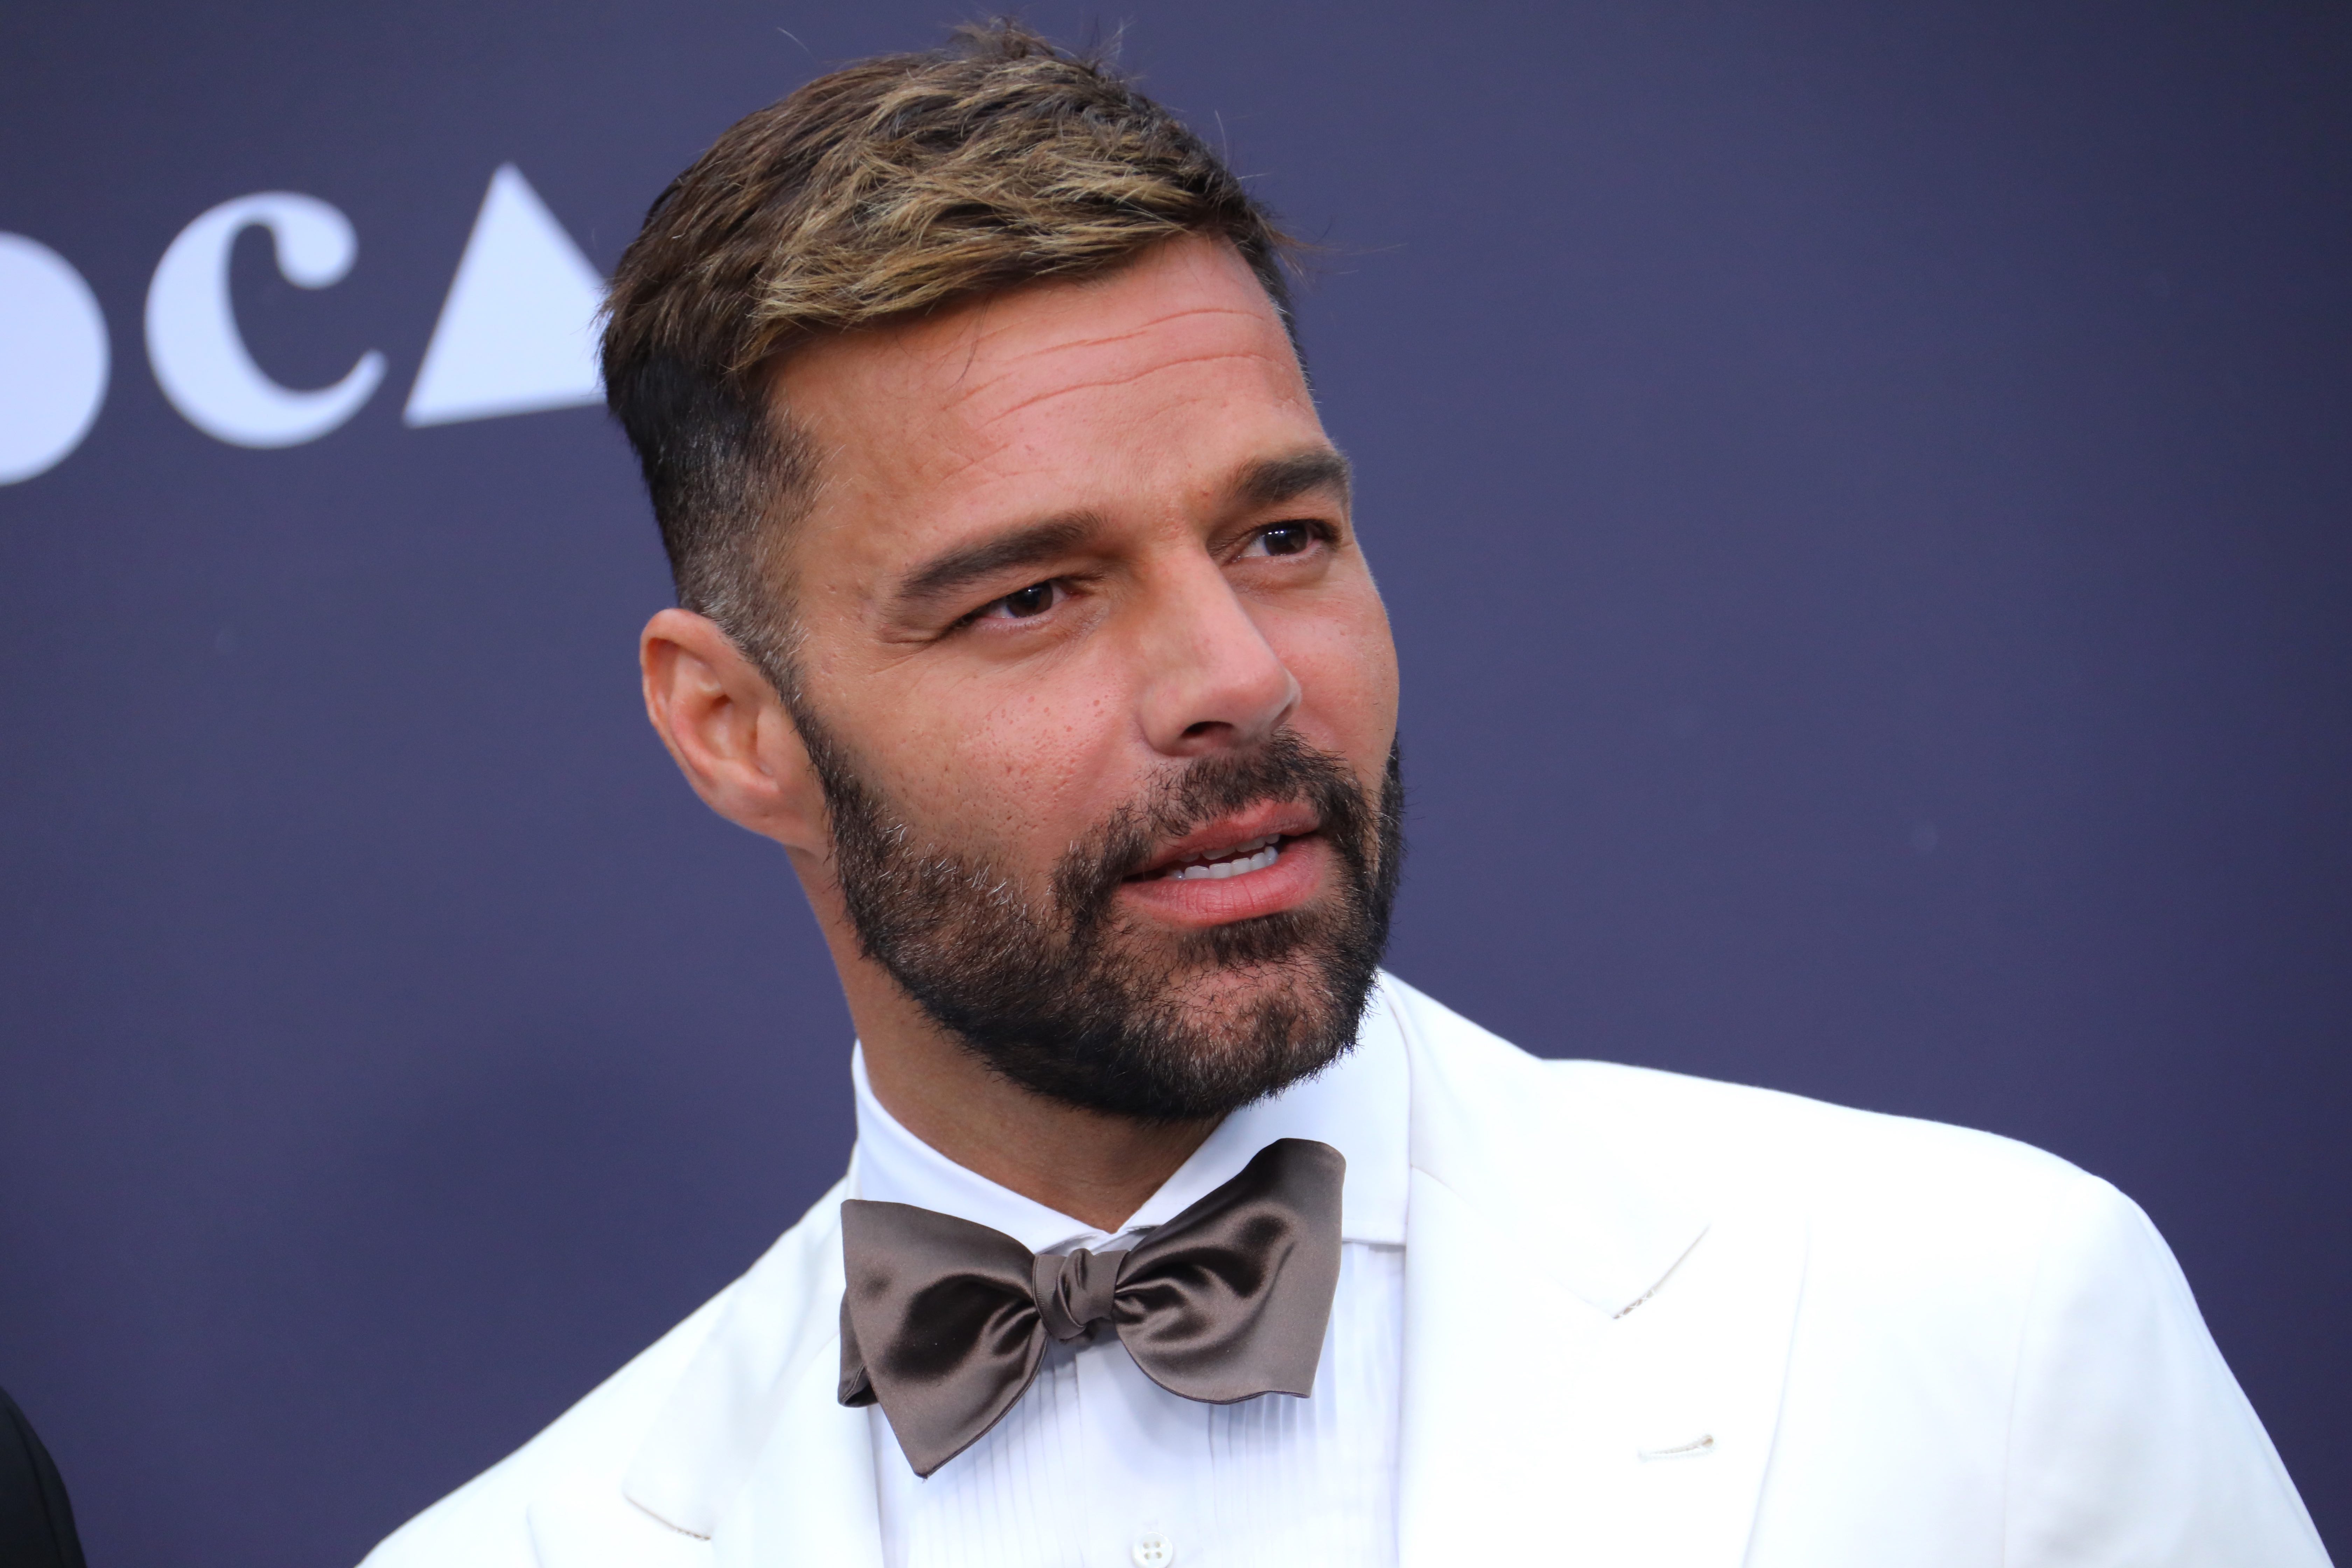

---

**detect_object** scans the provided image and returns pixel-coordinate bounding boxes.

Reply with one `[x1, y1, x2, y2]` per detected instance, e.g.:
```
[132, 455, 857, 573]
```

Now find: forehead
[774, 236, 1323, 569]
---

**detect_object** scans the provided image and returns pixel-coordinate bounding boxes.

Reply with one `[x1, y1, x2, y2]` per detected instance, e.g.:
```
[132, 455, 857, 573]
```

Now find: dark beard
[793, 706, 1405, 1122]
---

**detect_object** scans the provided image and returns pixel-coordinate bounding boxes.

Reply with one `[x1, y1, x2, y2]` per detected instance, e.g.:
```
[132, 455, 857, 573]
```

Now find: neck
[832, 936, 1216, 1232]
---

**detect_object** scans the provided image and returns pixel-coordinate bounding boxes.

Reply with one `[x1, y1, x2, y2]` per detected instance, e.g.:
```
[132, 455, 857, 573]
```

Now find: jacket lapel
[709, 1344, 884, 1568]
[580, 1175, 885, 1568]
[527, 1480, 718, 1568]
[1386, 978, 1806, 1568]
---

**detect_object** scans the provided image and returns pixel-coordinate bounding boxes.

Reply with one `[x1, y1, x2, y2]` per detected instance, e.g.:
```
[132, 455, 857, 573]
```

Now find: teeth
[1167, 839, 1282, 881]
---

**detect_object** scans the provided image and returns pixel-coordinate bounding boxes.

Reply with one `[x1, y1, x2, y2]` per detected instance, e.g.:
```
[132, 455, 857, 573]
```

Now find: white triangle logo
[404, 164, 606, 427]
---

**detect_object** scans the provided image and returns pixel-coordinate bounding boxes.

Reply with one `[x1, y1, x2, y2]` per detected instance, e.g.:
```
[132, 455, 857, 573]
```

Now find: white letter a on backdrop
[405, 164, 604, 426]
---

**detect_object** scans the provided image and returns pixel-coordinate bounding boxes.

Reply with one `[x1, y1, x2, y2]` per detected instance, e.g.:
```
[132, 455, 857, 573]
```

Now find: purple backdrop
[2, 3, 2345, 1563]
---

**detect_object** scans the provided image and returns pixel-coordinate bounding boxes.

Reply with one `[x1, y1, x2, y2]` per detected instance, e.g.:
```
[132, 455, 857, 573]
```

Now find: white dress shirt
[849, 992, 1412, 1568]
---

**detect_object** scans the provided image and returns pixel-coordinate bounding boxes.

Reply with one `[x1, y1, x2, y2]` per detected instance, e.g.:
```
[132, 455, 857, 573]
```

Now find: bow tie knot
[840, 1138, 1346, 1476]
[1032, 1246, 1123, 1343]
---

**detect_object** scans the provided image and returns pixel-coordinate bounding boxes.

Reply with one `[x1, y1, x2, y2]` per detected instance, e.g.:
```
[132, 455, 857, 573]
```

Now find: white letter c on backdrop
[145, 192, 385, 448]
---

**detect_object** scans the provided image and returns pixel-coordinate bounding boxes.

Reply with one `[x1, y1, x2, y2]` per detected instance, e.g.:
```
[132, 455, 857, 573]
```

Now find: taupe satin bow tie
[839, 1138, 1345, 1477]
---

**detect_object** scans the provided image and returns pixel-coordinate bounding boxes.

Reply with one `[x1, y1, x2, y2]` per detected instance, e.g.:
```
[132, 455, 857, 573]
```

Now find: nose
[1134, 559, 1300, 757]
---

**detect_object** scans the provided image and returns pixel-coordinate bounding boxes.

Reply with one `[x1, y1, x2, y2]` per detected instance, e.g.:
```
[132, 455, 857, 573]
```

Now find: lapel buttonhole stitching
[1635, 1434, 1716, 1461]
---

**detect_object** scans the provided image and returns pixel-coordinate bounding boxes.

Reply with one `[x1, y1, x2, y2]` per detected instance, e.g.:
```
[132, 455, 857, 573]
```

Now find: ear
[639, 608, 828, 856]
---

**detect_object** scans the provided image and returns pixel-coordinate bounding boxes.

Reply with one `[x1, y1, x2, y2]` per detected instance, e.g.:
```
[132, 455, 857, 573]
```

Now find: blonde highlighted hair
[601, 21, 1300, 685]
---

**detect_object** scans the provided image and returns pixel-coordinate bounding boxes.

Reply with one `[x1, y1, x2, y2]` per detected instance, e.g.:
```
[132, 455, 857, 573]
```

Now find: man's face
[772, 235, 1402, 1119]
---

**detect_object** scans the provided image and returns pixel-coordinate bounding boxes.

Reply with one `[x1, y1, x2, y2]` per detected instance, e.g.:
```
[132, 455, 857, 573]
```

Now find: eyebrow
[1236, 447, 1352, 511]
[886, 447, 1353, 617]
[892, 513, 1101, 611]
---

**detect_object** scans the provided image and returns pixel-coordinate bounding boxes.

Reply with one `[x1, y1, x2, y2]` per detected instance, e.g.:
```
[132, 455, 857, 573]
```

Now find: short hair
[601, 21, 1301, 688]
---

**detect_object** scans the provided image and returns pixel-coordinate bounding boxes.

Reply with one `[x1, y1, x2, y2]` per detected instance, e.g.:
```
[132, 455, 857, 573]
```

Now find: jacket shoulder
[1566, 1055, 2090, 1213]
[1383, 971, 2105, 1242]
[360, 1175, 850, 1568]
[359, 1288, 734, 1568]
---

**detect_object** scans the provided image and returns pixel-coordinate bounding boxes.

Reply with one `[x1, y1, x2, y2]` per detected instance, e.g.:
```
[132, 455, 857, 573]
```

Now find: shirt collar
[850, 977, 1410, 1254]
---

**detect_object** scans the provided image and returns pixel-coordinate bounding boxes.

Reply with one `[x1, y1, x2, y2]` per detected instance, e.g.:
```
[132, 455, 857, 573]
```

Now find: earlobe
[639, 608, 827, 852]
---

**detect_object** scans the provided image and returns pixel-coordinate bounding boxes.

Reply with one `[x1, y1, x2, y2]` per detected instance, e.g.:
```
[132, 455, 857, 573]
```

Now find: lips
[1158, 834, 1286, 880]
[1129, 803, 1321, 881]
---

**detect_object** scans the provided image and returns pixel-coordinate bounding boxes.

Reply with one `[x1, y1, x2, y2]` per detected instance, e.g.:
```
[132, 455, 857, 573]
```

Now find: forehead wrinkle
[902, 436, 1039, 505]
[960, 300, 1270, 362]
[937, 303, 1283, 413]
[963, 347, 1304, 432]
[906, 367, 1311, 503]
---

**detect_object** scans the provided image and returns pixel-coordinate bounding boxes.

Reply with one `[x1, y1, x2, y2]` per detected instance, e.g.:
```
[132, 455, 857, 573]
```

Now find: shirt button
[1130, 1531, 1175, 1567]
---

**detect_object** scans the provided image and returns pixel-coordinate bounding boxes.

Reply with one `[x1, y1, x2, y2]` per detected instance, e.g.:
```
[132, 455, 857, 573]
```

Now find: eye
[979, 580, 1062, 620]
[1242, 521, 1323, 559]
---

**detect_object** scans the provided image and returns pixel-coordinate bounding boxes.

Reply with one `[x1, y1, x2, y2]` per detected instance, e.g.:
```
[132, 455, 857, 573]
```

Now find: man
[365, 24, 2326, 1568]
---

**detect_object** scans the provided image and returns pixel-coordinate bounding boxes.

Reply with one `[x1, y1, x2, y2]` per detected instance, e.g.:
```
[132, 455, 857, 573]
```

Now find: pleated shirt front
[849, 994, 1411, 1568]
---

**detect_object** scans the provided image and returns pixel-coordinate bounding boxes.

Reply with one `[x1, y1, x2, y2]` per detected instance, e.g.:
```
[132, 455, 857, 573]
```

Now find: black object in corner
[0, 1386, 86, 1568]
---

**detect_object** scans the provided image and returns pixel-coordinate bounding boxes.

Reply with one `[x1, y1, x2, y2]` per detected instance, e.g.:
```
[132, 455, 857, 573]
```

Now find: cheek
[893, 673, 1134, 856]
[1273, 589, 1400, 769]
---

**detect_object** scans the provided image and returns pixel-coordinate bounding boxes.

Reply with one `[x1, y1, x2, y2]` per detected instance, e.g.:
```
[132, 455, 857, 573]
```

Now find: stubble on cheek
[806, 691, 1400, 1120]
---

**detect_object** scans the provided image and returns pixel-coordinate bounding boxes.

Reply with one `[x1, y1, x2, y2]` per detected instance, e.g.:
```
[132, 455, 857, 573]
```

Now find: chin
[1167, 958, 1331, 1029]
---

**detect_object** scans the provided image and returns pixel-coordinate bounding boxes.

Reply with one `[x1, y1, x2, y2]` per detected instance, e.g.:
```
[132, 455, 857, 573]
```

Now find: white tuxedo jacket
[364, 976, 2328, 1567]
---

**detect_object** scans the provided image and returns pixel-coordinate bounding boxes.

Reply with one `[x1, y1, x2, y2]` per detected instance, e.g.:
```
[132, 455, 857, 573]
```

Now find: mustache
[1056, 730, 1371, 916]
